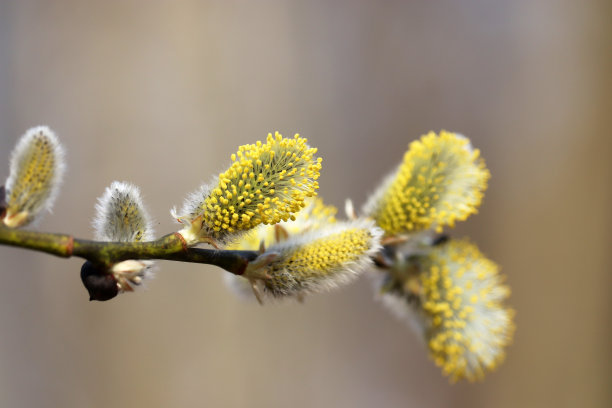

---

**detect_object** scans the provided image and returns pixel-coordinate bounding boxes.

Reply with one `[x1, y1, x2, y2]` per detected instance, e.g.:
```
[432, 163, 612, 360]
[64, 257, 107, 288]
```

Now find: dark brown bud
[80, 261, 119, 301]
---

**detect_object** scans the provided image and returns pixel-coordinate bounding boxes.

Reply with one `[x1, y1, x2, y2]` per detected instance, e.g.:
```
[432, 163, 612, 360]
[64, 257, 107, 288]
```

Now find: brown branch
[0, 226, 258, 275]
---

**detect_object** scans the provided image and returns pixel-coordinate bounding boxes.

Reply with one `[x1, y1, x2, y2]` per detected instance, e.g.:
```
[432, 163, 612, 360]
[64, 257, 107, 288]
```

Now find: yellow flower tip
[173, 132, 322, 246]
[93, 181, 156, 291]
[243, 218, 383, 299]
[363, 130, 490, 236]
[3, 126, 66, 228]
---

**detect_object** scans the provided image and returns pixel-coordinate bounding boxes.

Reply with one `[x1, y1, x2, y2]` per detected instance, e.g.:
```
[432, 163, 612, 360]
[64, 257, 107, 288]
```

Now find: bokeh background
[0, 1, 610, 407]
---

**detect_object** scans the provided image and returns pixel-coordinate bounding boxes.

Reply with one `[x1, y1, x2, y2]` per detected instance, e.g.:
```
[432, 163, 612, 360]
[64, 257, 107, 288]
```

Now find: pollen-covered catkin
[174, 132, 322, 245]
[245, 219, 382, 298]
[364, 131, 489, 235]
[377, 239, 515, 382]
[224, 197, 338, 300]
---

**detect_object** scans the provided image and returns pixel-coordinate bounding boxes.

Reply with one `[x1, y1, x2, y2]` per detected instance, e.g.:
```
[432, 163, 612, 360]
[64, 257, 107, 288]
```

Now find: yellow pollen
[186, 132, 321, 242]
[369, 131, 490, 235]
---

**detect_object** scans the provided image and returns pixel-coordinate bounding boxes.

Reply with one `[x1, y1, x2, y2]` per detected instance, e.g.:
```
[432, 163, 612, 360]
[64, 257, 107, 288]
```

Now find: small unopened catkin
[92, 181, 155, 293]
[3, 126, 65, 228]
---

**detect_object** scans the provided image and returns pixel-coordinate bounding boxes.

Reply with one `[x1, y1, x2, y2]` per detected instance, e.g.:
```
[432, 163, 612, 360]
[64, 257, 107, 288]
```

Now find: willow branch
[0, 225, 258, 275]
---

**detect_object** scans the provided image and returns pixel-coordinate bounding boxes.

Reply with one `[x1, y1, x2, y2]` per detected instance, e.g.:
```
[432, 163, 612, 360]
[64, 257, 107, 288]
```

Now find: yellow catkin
[367, 131, 489, 235]
[3, 127, 65, 228]
[244, 220, 382, 298]
[176, 132, 322, 244]
[419, 239, 515, 382]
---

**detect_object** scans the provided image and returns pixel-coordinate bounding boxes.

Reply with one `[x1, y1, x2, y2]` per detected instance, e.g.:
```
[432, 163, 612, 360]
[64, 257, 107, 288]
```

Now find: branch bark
[0, 225, 258, 275]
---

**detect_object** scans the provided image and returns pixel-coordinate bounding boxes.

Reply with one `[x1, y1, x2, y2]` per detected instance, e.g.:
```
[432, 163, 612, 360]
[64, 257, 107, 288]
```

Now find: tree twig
[0, 225, 258, 275]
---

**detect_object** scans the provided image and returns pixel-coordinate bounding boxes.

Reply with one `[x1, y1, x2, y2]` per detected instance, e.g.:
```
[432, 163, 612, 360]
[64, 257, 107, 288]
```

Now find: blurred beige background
[0, 1, 610, 407]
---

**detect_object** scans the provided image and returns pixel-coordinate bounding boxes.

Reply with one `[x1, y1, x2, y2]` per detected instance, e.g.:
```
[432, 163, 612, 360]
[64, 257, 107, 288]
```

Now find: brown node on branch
[80, 261, 119, 301]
